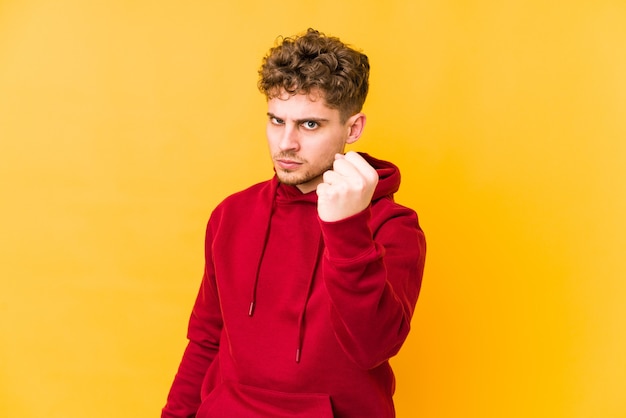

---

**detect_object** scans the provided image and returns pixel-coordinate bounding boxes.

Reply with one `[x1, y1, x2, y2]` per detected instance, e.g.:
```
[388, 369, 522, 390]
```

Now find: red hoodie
[162, 153, 426, 417]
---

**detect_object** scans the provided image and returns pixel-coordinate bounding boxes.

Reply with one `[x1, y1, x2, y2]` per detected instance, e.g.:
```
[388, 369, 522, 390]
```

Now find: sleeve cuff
[319, 207, 376, 262]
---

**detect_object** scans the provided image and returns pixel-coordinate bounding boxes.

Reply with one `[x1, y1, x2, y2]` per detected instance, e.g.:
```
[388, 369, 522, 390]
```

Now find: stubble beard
[273, 152, 334, 188]
[276, 165, 320, 187]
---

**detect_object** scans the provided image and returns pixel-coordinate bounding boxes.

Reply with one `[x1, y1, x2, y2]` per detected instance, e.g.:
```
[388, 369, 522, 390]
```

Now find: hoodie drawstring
[247, 180, 327, 364]
[249, 197, 276, 317]
[295, 231, 323, 363]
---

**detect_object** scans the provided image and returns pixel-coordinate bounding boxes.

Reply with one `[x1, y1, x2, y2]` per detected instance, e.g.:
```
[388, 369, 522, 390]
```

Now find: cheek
[266, 125, 278, 148]
[312, 140, 342, 167]
[322, 132, 347, 155]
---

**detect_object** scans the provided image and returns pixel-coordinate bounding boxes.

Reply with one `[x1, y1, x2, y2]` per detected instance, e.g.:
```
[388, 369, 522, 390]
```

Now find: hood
[362, 153, 401, 201]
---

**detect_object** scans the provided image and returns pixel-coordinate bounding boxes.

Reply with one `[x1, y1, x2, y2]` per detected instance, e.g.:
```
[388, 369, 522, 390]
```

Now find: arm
[320, 205, 425, 369]
[162, 226, 223, 418]
[316, 151, 425, 369]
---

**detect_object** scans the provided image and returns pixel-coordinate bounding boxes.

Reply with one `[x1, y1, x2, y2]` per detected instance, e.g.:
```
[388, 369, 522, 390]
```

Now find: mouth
[275, 158, 303, 171]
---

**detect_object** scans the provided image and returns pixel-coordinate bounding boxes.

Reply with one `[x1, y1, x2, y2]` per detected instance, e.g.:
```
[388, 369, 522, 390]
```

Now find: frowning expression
[266, 89, 364, 193]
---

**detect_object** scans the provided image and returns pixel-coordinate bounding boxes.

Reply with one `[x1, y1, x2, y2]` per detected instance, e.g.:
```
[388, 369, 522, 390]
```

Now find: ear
[345, 113, 366, 145]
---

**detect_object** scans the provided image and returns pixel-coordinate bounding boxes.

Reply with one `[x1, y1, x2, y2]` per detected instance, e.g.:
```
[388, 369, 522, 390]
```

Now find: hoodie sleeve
[162, 223, 223, 418]
[319, 202, 426, 370]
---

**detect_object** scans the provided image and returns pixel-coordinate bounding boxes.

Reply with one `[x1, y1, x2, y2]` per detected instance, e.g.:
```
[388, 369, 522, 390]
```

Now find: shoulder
[218, 178, 276, 208]
[371, 196, 422, 231]
[372, 195, 417, 218]
[208, 177, 277, 224]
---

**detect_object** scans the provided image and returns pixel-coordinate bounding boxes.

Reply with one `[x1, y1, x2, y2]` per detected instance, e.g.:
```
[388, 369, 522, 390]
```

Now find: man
[162, 28, 426, 417]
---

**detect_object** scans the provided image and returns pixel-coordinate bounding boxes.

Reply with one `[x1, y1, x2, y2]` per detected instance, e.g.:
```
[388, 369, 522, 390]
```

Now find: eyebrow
[267, 112, 330, 124]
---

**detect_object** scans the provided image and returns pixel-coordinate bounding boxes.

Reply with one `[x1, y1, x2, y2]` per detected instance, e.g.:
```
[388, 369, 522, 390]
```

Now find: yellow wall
[1, 1, 625, 417]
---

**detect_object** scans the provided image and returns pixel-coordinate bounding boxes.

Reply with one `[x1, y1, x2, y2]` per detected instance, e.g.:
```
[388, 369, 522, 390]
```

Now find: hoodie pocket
[197, 381, 334, 417]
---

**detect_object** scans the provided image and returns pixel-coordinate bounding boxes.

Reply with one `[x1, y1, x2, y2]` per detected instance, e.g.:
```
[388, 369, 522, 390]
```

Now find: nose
[278, 125, 300, 151]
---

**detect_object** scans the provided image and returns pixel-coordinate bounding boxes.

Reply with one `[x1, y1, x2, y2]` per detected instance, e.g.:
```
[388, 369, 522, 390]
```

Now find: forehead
[267, 89, 340, 119]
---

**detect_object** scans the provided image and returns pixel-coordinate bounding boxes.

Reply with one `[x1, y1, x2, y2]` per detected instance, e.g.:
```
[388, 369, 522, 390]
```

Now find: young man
[162, 28, 426, 417]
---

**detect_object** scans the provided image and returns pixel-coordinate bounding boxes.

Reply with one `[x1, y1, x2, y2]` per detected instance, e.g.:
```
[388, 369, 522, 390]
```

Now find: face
[266, 89, 364, 193]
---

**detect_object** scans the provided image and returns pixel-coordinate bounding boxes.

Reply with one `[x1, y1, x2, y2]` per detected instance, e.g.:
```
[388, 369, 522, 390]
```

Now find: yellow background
[1, 0, 625, 417]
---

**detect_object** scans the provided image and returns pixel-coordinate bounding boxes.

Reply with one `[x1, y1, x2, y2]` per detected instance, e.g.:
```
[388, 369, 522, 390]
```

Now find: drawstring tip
[295, 348, 301, 363]
[248, 301, 255, 317]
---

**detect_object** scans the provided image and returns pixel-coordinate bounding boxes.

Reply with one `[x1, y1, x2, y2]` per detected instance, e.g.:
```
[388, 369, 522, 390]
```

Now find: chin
[278, 177, 304, 187]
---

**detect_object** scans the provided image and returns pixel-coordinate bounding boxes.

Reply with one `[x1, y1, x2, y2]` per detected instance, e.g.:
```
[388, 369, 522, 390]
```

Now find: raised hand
[316, 151, 379, 222]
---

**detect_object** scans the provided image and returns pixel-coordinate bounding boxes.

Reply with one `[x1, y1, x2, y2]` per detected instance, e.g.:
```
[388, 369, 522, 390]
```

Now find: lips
[276, 159, 303, 170]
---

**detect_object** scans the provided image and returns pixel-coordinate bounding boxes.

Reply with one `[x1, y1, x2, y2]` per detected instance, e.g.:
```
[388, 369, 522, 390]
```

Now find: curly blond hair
[258, 28, 370, 121]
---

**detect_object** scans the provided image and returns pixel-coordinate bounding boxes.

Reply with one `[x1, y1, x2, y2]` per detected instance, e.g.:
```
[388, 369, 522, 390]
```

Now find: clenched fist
[316, 151, 379, 222]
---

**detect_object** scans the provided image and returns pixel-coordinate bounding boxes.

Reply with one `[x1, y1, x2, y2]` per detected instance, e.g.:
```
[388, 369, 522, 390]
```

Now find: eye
[302, 120, 319, 130]
[270, 116, 284, 125]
